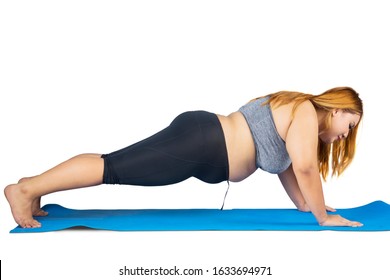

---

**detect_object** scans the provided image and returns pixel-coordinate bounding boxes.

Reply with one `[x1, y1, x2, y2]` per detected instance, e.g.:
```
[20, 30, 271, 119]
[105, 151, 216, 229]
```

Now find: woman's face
[319, 109, 361, 144]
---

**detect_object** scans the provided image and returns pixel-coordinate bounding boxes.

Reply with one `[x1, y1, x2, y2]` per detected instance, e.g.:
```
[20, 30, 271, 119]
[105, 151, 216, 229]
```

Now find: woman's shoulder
[289, 100, 318, 131]
[294, 100, 316, 113]
[272, 100, 317, 141]
[272, 99, 316, 122]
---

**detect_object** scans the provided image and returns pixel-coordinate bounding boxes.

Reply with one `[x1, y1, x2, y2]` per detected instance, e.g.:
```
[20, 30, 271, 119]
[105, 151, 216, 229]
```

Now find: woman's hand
[320, 214, 363, 227]
[298, 204, 361, 227]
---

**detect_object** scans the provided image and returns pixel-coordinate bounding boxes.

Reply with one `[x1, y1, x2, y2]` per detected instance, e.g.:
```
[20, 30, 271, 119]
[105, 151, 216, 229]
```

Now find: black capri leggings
[101, 111, 229, 186]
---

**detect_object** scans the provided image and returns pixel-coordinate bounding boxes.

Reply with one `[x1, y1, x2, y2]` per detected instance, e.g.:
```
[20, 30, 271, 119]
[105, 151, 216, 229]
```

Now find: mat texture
[10, 200, 390, 233]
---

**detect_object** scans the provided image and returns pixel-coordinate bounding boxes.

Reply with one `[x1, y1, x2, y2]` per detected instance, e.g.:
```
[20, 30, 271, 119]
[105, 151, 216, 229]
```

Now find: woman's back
[217, 98, 302, 182]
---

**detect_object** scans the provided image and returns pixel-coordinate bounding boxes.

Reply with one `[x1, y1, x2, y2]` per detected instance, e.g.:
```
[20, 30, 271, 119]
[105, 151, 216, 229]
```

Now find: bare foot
[18, 177, 48, 217]
[32, 197, 48, 216]
[4, 183, 42, 228]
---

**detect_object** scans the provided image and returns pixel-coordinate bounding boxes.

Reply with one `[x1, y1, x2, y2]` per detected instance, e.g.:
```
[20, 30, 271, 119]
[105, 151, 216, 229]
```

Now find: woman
[5, 86, 363, 228]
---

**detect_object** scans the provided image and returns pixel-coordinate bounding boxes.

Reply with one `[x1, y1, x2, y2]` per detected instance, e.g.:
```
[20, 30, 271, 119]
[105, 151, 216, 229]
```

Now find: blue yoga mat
[10, 200, 390, 233]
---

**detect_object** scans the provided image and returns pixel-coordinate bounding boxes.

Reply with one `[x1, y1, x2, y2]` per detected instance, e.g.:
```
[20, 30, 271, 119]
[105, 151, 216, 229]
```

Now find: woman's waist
[217, 112, 257, 181]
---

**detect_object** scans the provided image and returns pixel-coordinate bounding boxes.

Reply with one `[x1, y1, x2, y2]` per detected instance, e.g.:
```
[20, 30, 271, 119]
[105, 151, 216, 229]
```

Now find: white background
[1, 0, 389, 279]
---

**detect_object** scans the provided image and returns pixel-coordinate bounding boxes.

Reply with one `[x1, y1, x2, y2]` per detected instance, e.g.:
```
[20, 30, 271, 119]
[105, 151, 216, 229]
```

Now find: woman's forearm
[278, 165, 307, 211]
[293, 167, 328, 224]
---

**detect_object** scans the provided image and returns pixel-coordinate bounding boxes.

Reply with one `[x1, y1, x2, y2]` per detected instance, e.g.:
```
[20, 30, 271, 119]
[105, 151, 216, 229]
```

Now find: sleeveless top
[239, 96, 291, 174]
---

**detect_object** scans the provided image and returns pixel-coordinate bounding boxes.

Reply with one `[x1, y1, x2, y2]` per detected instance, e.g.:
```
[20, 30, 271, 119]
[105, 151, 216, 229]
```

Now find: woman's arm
[278, 165, 336, 212]
[278, 165, 308, 211]
[284, 101, 361, 227]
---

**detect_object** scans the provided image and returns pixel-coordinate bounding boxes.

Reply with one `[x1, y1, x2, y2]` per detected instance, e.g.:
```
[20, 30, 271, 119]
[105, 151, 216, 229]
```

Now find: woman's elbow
[292, 163, 318, 176]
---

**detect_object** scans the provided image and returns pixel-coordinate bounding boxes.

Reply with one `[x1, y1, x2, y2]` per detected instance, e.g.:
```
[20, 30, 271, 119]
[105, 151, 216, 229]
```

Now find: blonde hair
[253, 87, 363, 180]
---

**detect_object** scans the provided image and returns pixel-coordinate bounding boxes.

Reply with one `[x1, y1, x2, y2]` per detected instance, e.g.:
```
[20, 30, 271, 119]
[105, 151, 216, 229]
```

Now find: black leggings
[101, 111, 229, 186]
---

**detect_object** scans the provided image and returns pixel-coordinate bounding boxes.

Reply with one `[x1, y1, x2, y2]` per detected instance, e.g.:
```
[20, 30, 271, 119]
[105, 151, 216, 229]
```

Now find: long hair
[253, 87, 363, 180]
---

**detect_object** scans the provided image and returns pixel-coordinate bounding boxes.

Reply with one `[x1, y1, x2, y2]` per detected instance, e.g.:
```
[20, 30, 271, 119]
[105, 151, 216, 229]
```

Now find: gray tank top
[239, 96, 291, 174]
